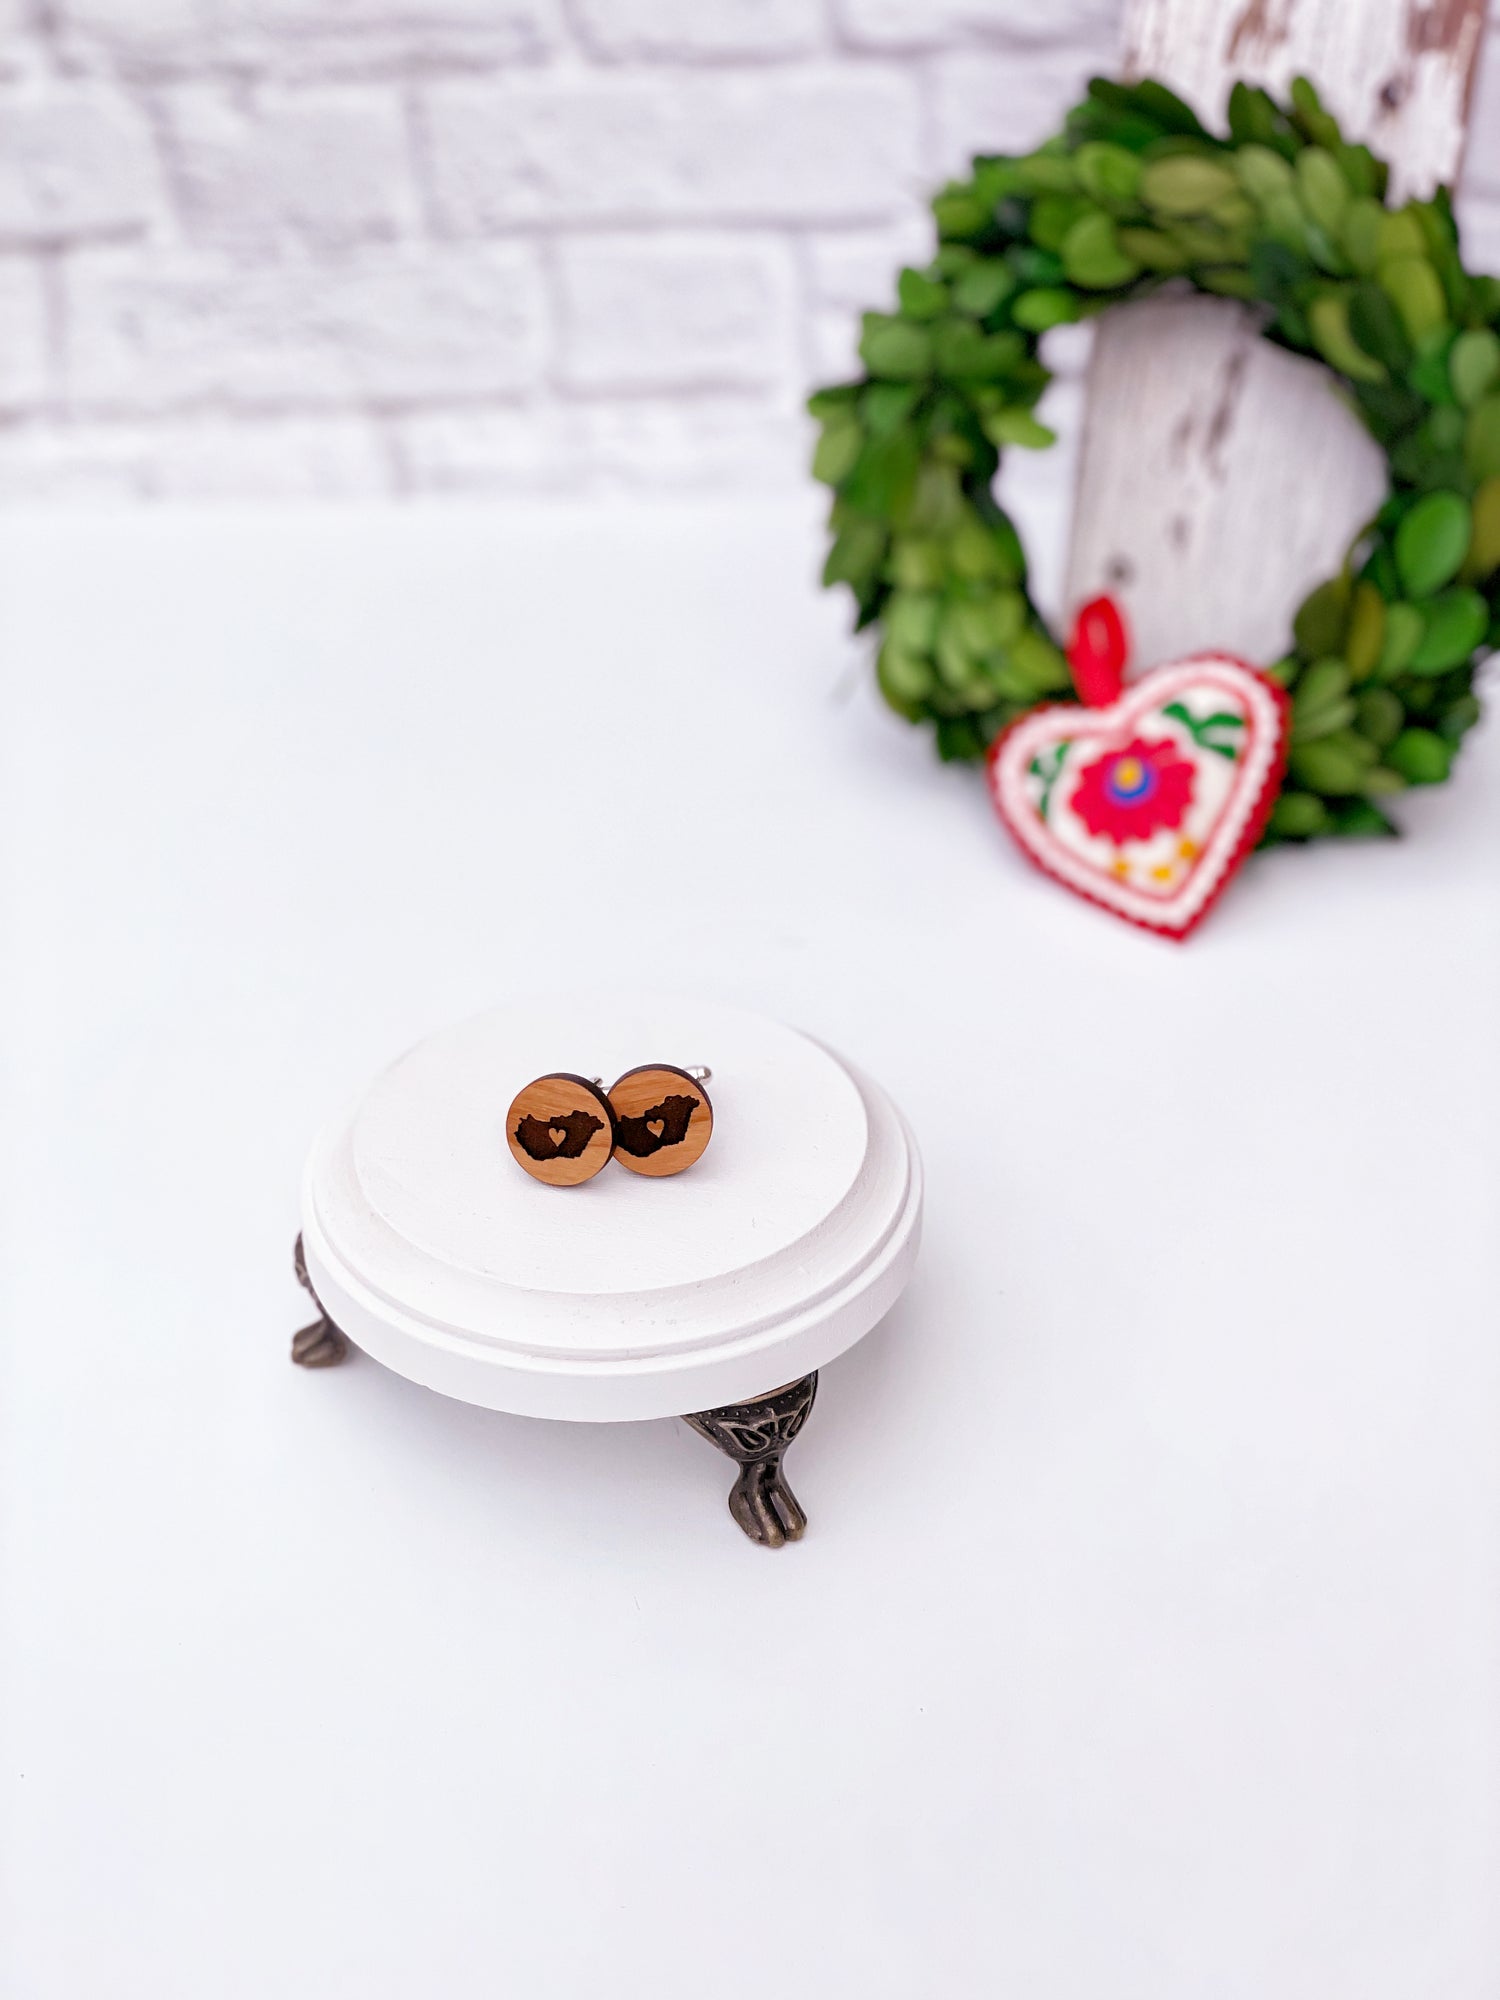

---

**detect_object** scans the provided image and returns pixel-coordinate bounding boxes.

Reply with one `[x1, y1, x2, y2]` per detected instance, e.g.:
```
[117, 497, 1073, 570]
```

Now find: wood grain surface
[608, 1064, 714, 1177]
[505, 1072, 617, 1186]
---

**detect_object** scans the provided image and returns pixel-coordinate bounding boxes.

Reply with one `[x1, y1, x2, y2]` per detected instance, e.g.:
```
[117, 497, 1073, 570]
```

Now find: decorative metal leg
[682, 1374, 818, 1548]
[291, 1232, 350, 1369]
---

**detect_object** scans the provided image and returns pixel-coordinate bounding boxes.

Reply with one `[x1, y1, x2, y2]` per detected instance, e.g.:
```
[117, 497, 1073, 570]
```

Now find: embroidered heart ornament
[987, 652, 1289, 939]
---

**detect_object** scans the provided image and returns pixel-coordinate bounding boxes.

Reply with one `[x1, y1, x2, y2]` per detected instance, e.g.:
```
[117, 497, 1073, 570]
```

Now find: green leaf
[959, 588, 1026, 651]
[861, 380, 921, 437]
[812, 417, 861, 485]
[1073, 141, 1143, 205]
[1061, 210, 1140, 289]
[1289, 74, 1339, 145]
[1295, 146, 1349, 235]
[807, 384, 858, 420]
[823, 520, 886, 591]
[1377, 209, 1427, 261]
[1394, 489, 1471, 596]
[934, 605, 985, 691]
[1289, 737, 1372, 794]
[1030, 192, 1091, 252]
[1291, 656, 1355, 741]
[1406, 586, 1488, 672]
[1374, 601, 1424, 679]
[1359, 767, 1406, 796]
[983, 408, 1056, 450]
[1386, 727, 1452, 784]
[877, 640, 933, 714]
[1353, 686, 1403, 748]
[1308, 292, 1385, 382]
[1007, 629, 1071, 694]
[946, 513, 1022, 583]
[1011, 288, 1081, 331]
[1234, 142, 1294, 205]
[859, 317, 932, 380]
[1293, 574, 1350, 657]
[1347, 281, 1411, 372]
[1013, 151, 1078, 194]
[906, 458, 965, 535]
[1460, 475, 1500, 581]
[1335, 142, 1384, 202]
[841, 430, 920, 516]
[951, 261, 1015, 317]
[1407, 326, 1458, 407]
[1129, 78, 1209, 136]
[889, 537, 946, 590]
[1268, 790, 1329, 838]
[1327, 798, 1398, 837]
[932, 189, 989, 241]
[1139, 154, 1240, 216]
[1344, 579, 1386, 681]
[1464, 394, 1500, 481]
[1198, 266, 1259, 300]
[1008, 244, 1065, 287]
[1450, 326, 1500, 407]
[934, 716, 987, 761]
[885, 589, 940, 653]
[896, 268, 948, 320]
[931, 320, 1024, 380]
[1340, 197, 1384, 275]
[1115, 226, 1190, 272]
[1260, 190, 1311, 255]
[1294, 656, 1350, 710]
[1227, 81, 1291, 152]
[1377, 253, 1448, 343]
[1293, 695, 1357, 743]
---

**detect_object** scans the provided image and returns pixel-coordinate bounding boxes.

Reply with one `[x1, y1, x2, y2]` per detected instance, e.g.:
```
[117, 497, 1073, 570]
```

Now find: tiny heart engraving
[549, 1125, 569, 1148]
[987, 651, 1289, 940]
[646, 1118, 665, 1139]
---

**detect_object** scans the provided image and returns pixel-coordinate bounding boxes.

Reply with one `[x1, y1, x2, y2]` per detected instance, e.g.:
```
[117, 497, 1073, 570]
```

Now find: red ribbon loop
[1067, 594, 1130, 707]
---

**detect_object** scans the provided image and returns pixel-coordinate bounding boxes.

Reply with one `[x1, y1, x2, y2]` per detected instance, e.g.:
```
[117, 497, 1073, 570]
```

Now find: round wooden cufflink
[506, 1072, 617, 1187]
[607, 1064, 713, 1178]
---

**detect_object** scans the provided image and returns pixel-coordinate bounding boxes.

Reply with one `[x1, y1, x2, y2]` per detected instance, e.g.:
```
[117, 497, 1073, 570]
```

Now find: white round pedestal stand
[295, 997, 922, 1546]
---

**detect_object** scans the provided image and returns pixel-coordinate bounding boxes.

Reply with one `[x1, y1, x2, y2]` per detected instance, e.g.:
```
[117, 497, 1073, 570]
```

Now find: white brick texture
[571, 0, 820, 62]
[556, 234, 796, 391]
[0, 84, 164, 240]
[836, 0, 1118, 50]
[161, 87, 419, 249]
[64, 245, 546, 407]
[420, 70, 922, 229]
[0, 256, 51, 409]
[54, 0, 561, 75]
[4, 0, 1500, 500]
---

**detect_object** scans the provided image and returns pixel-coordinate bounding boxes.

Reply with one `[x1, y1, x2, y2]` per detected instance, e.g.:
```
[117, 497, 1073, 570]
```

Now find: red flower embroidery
[1071, 735, 1196, 845]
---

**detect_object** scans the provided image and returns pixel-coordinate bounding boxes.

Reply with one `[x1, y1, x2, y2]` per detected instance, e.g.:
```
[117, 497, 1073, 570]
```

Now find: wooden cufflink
[506, 1072, 617, 1186]
[506, 1064, 713, 1185]
[607, 1064, 713, 1178]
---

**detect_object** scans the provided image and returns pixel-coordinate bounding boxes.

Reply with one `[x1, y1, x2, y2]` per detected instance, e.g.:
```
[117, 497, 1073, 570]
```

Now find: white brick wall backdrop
[2, 0, 1500, 501]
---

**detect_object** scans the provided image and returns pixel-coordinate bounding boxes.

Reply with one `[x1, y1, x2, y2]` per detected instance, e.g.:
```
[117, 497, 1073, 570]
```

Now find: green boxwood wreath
[809, 74, 1497, 844]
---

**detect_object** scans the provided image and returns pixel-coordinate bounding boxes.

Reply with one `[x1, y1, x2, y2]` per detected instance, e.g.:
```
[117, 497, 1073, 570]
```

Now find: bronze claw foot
[292, 1233, 350, 1369]
[682, 1373, 818, 1548]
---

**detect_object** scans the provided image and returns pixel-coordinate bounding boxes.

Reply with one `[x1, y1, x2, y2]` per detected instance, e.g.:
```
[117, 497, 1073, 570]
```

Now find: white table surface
[2, 495, 1498, 2000]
